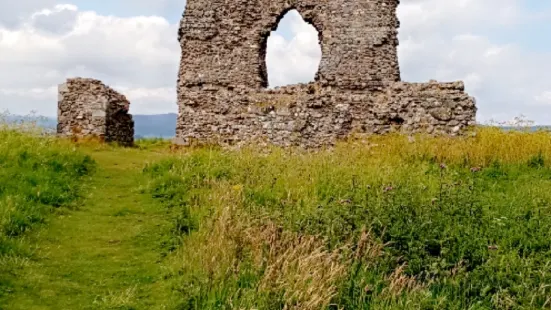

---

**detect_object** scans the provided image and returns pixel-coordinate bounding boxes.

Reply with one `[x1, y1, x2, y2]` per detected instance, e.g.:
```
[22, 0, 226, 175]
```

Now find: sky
[1, 1, 551, 124]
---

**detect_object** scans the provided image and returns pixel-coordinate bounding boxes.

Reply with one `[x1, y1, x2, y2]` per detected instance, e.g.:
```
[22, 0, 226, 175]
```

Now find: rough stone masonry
[57, 78, 134, 146]
[175, 0, 478, 148]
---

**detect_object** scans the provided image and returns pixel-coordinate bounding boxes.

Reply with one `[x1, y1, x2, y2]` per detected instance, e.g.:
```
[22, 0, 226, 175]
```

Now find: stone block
[56, 77, 134, 146]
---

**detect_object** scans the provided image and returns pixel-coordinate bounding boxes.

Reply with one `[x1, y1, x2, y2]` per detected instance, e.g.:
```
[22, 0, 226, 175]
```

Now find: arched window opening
[265, 10, 321, 88]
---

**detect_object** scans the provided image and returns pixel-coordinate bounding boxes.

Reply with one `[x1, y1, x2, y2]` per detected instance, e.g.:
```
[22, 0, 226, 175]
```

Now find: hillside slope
[3, 127, 551, 309]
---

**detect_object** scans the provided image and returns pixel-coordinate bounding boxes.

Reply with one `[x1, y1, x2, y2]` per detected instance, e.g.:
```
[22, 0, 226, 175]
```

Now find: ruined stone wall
[175, 0, 477, 148]
[175, 81, 476, 148]
[57, 78, 134, 146]
[178, 0, 400, 91]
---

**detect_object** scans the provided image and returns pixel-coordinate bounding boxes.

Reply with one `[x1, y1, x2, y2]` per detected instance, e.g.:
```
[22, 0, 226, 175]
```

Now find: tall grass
[0, 117, 95, 254]
[145, 127, 551, 309]
[0, 116, 95, 297]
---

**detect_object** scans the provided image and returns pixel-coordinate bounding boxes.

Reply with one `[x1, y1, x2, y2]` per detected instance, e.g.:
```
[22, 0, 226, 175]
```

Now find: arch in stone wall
[177, 0, 401, 92]
[260, 8, 323, 88]
[174, 0, 476, 148]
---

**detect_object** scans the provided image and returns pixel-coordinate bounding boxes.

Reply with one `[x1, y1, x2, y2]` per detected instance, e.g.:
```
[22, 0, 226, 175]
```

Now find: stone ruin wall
[57, 78, 134, 146]
[175, 0, 477, 148]
[178, 81, 475, 148]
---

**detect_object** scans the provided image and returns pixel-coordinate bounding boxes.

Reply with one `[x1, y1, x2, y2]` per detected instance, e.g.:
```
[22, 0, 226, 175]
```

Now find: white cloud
[114, 86, 176, 115]
[0, 1, 58, 28]
[30, 4, 79, 35]
[535, 92, 551, 105]
[0, 86, 56, 99]
[266, 10, 321, 88]
[0, 4, 179, 116]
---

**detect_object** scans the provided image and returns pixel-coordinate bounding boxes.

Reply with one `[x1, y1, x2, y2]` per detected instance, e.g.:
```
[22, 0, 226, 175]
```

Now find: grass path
[2, 146, 179, 309]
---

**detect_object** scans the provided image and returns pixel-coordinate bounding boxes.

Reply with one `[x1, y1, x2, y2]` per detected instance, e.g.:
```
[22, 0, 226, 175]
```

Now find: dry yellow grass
[339, 127, 551, 167]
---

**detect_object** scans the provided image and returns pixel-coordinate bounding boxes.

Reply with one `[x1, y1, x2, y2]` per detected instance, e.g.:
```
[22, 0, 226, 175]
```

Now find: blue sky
[492, 1, 550, 52]
[1, 0, 551, 125]
[69, 0, 184, 22]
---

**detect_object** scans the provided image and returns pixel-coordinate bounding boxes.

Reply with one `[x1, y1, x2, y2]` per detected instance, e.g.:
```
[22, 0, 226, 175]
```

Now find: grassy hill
[2, 123, 551, 309]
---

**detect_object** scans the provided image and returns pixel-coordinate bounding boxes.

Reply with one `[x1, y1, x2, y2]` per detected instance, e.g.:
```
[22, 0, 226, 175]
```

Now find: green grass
[0, 129, 95, 246]
[0, 128, 94, 241]
[0, 132, 180, 309]
[3, 127, 551, 309]
[142, 128, 551, 309]
[0, 126, 95, 298]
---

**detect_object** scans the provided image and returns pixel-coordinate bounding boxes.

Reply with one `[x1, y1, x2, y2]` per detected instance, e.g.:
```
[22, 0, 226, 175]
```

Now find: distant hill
[4, 114, 57, 130]
[133, 113, 177, 139]
[4, 113, 178, 139]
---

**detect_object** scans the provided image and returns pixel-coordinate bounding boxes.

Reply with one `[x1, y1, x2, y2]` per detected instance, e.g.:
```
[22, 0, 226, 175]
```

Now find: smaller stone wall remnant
[57, 78, 134, 146]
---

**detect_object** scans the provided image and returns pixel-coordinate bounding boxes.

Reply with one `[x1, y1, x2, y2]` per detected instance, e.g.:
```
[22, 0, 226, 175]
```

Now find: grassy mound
[0, 124, 95, 298]
[0, 125, 95, 278]
[144, 127, 551, 309]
